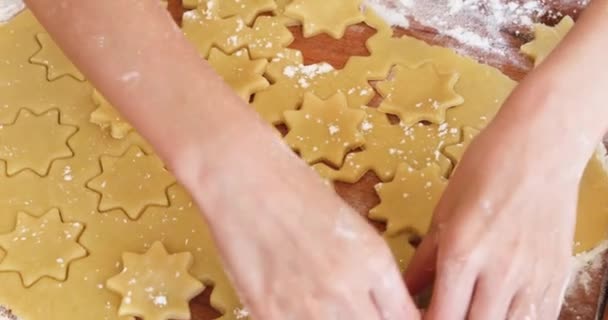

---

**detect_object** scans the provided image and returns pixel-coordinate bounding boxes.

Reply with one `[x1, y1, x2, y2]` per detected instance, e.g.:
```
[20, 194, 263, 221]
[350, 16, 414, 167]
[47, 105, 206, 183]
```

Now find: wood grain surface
[163, 1, 607, 319]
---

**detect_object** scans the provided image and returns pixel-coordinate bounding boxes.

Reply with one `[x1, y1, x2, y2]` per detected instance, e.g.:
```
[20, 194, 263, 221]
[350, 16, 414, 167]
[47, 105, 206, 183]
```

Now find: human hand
[180, 123, 420, 320]
[405, 120, 585, 319]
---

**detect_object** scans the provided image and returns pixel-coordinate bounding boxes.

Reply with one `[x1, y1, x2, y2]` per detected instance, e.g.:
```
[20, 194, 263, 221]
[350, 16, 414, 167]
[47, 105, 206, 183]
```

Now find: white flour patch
[0, 0, 24, 23]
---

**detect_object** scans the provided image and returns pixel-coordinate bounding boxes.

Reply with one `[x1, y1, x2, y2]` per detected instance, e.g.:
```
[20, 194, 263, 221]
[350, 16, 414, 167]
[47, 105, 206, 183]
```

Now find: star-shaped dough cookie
[90, 89, 133, 139]
[207, 48, 269, 101]
[383, 232, 416, 273]
[314, 108, 459, 183]
[521, 16, 574, 67]
[29, 33, 85, 81]
[443, 126, 480, 170]
[0, 109, 77, 176]
[377, 63, 464, 126]
[285, 0, 364, 39]
[247, 16, 294, 59]
[87, 146, 175, 219]
[217, 0, 277, 25]
[369, 163, 447, 235]
[0, 209, 86, 287]
[182, 7, 253, 58]
[106, 242, 204, 320]
[284, 92, 366, 167]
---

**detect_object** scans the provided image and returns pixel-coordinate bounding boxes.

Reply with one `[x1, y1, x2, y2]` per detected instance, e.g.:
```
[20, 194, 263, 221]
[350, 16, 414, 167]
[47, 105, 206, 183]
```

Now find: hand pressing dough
[521, 16, 575, 67]
[376, 63, 464, 126]
[284, 0, 364, 39]
[284, 92, 366, 167]
[1, 4, 608, 320]
[29, 33, 85, 81]
[106, 242, 204, 320]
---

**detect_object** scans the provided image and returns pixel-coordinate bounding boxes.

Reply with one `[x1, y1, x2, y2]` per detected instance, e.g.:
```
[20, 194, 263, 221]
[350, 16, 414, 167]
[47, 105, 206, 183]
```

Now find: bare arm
[408, 1, 608, 319]
[23, 1, 419, 319]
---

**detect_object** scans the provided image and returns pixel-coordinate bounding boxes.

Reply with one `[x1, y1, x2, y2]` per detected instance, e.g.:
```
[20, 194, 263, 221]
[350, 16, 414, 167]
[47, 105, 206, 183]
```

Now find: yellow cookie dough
[443, 126, 480, 169]
[314, 108, 459, 182]
[106, 242, 204, 320]
[90, 89, 133, 140]
[207, 48, 269, 101]
[0, 209, 86, 287]
[521, 16, 575, 67]
[376, 63, 464, 126]
[216, 0, 277, 25]
[284, 92, 366, 167]
[1, 4, 608, 320]
[284, 0, 364, 39]
[370, 163, 447, 236]
[0, 109, 77, 176]
[29, 33, 85, 82]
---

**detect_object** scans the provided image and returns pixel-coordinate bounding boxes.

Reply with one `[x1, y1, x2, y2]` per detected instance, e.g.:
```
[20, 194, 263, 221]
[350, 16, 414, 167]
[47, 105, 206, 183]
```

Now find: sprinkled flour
[364, 0, 589, 58]
[0, 0, 24, 23]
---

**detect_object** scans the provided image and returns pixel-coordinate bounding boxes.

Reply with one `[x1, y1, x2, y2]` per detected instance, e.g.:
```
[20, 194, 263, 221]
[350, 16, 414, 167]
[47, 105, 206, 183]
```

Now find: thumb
[405, 229, 439, 295]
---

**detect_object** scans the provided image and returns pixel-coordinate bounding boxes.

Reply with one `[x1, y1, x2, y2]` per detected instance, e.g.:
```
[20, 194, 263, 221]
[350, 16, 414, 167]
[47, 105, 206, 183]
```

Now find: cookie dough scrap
[443, 126, 480, 170]
[284, 0, 364, 39]
[86, 146, 175, 220]
[90, 89, 133, 140]
[376, 63, 464, 126]
[0, 209, 86, 287]
[29, 33, 85, 82]
[521, 16, 574, 67]
[0, 108, 77, 176]
[370, 163, 447, 236]
[207, 48, 269, 101]
[106, 242, 204, 320]
[215, 0, 277, 25]
[284, 92, 366, 167]
[314, 108, 459, 183]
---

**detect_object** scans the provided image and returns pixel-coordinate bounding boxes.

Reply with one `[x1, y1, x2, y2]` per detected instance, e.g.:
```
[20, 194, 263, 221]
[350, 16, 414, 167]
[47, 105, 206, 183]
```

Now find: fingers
[424, 250, 480, 320]
[371, 262, 420, 320]
[466, 274, 515, 320]
[405, 230, 438, 295]
[507, 287, 538, 320]
[539, 269, 571, 319]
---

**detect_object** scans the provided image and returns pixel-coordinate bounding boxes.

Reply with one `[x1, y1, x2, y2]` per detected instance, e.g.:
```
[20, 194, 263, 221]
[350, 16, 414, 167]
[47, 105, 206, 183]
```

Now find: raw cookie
[207, 48, 269, 101]
[90, 89, 133, 140]
[29, 33, 85, 81]
[284, 92, 366, 167]
[106, 242, 204, 320]
[215, 0, 276, 25]
[376, 63, 464, 126]
[521, 16, 575, 67]
[284, 0, 364, 39]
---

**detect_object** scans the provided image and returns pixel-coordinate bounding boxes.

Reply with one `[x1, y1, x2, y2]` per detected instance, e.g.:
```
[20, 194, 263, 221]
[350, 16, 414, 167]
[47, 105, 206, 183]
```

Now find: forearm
[23, 0, 279, 198]
[490, 0, 608, 165]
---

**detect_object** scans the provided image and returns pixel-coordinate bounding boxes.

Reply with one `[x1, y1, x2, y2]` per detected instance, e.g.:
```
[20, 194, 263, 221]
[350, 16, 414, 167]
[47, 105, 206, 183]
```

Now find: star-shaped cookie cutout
[314, 108, 459, 183]
[247, 16, 294, 59]
[29, 33, 85, 81]
[106, 242, 204, 320]
[90, 89, 133, 139]
[370, 163, 447, 236]
[0, 109, 77, 176]
[0, 209, 86, 287]
[521, 16, 574, 67]
[182, 6, 253, 58]
[207, 48, 269, 101]
[252, 49, 337, 124]
[284, 92, 366, 167]
[443, 126, 480, 170]
[377, 63, 464, 126]
[284, 0, 364, 39]
[216, 0, 277, 25]
[87, 146, 176, 219]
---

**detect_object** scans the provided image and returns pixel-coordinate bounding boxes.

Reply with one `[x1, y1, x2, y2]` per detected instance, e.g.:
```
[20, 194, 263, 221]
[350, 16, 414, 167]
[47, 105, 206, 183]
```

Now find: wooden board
[162, 1, 607, 319]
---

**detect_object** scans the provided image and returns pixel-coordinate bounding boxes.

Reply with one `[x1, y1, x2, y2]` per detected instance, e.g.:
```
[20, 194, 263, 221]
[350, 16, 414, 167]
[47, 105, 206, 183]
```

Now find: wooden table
[163, 1, 608, 319]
